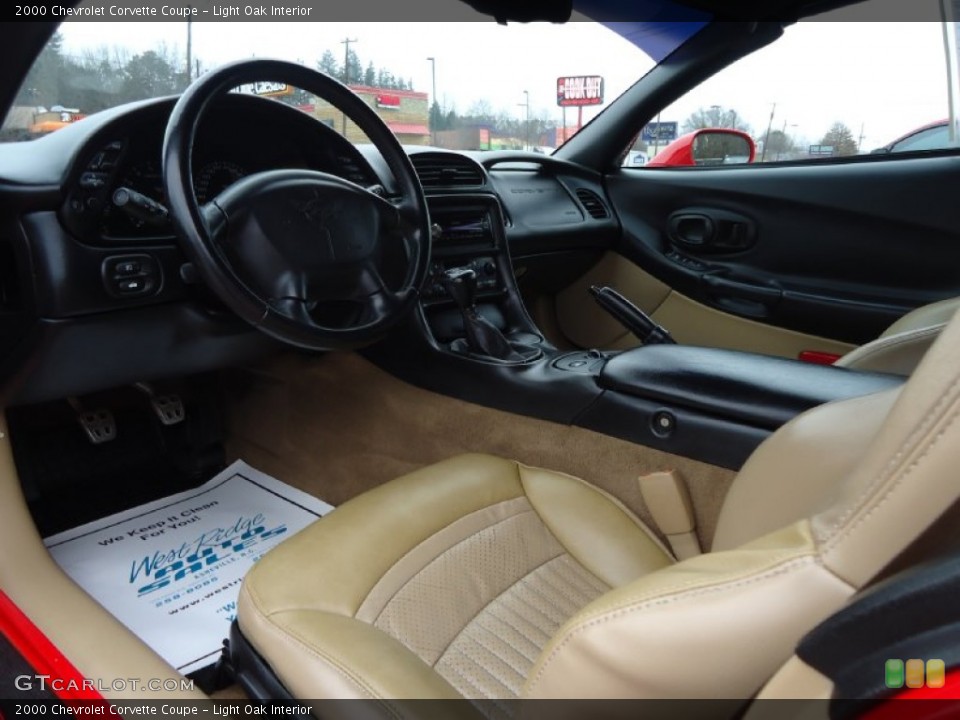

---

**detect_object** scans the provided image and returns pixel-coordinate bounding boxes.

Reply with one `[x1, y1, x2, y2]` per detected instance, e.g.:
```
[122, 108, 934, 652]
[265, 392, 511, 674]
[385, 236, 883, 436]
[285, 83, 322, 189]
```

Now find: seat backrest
[523, 308, 960, 700]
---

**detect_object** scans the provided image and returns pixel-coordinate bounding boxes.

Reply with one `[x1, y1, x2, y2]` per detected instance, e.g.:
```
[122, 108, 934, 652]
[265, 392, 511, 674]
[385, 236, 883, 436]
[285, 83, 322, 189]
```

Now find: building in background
[313, 86, 430, 145]
[1, 105, 86, 141]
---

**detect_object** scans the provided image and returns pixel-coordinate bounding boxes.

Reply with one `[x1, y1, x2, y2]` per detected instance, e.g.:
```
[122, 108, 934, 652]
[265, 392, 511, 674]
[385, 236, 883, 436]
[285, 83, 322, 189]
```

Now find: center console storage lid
[599, 345, 904, 429]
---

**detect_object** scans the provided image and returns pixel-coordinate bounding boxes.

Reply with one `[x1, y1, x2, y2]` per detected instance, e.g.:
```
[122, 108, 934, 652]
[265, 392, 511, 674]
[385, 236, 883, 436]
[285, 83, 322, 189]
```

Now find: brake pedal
[68, 398, 117, 444]
[135, 382, 186, 426]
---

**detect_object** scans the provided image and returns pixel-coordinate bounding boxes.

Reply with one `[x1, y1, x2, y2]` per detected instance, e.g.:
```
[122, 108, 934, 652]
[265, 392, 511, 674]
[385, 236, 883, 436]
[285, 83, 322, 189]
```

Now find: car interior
[1, 0, 959, 715]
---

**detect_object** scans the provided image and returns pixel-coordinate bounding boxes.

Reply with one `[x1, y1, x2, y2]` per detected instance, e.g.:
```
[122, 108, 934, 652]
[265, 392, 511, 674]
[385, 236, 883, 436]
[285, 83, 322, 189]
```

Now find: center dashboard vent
[411, 153, 485, 188]
[575, 188, 610, 220]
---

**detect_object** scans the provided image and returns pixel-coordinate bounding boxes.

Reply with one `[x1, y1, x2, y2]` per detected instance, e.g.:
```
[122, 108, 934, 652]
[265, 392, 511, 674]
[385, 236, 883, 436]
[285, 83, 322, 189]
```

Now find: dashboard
[0, 93, 618, 406]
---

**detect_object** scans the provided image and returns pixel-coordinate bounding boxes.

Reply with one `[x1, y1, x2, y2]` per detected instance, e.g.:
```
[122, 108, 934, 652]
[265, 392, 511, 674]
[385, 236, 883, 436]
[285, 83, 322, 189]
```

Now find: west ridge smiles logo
[130, 514, 287, 596]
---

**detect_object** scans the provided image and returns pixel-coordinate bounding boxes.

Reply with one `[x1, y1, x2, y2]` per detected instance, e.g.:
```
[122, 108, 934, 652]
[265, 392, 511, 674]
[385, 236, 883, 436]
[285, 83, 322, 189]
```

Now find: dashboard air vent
[575, 188, 610, 220]
[411, 153, 485, 188]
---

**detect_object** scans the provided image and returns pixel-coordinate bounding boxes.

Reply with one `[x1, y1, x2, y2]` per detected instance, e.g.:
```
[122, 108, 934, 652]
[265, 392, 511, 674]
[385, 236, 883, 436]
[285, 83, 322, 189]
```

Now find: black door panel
[606, 156, 960, 345]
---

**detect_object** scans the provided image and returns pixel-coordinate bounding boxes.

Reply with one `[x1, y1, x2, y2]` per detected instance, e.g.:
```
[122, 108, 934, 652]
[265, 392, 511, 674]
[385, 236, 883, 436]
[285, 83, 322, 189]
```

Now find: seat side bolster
[880, 298, 960, 338]
[712, 389, 900, 552]
[836, 323, 945, 375]
[523, 521, 855, 700]
[0, 417, 205, 700]
[815, 314, 960, 588]
[518, 463, 673, 588]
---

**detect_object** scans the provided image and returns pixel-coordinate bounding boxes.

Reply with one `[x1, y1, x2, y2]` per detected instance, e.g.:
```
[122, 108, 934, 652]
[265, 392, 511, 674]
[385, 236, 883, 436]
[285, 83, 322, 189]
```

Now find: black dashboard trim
[1, 302, 277, 407]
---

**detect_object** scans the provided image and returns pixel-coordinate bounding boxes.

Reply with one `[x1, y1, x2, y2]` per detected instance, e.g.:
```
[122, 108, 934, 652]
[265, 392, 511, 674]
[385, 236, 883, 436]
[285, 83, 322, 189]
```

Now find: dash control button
[117, 278, 144, 293]
[116, 260, 141, 275]
[102, 254, 161, 299]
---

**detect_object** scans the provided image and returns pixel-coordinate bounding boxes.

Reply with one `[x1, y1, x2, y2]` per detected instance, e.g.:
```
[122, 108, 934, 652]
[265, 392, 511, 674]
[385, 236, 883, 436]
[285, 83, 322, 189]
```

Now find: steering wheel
[162, 59, 431, 351]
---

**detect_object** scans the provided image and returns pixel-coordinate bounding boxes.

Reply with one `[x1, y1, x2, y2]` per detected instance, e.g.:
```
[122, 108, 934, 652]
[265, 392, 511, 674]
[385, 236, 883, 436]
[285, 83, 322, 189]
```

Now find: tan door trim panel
[556, 251, 855, 359]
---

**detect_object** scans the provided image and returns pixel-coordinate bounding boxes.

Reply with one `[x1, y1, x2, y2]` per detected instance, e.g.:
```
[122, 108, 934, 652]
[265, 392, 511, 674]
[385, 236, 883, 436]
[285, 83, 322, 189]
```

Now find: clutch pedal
[135, 382, 186, 426]
[68, 398, 117, 444]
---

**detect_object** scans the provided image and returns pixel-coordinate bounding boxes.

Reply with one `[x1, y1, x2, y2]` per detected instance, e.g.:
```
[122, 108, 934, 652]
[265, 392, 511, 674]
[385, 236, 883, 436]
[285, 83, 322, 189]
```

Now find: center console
[368, 193, 905, 474]
[419, 194, 544, 363]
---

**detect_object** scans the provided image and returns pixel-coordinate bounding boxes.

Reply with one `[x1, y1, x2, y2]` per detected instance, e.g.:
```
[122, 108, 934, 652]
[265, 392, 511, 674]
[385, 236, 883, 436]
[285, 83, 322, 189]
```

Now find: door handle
[669, 214, 714, 248]
[668, 208, 756, 253]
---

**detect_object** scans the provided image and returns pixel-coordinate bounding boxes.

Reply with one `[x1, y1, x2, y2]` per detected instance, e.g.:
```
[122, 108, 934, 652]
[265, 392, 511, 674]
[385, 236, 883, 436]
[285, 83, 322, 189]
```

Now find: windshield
[1, 15, 700, 151]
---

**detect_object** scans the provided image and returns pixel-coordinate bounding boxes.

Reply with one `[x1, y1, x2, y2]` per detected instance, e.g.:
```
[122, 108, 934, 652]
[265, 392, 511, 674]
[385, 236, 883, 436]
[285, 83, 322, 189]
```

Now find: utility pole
[857, 122, 866, 153]
[185, 17, 192, 85]
[760, 102, 777, 162]
[340, 37, 357, 136]
[427, 57, 437, 144]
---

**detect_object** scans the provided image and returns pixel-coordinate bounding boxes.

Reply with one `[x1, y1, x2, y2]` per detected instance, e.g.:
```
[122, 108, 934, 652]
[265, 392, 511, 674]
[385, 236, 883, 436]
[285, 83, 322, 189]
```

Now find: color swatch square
[885, 659, 905, 689]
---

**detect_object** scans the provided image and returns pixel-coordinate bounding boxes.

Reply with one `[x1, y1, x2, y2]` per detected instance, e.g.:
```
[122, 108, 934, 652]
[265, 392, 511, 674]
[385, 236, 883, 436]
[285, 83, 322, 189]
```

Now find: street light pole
[520, 90, 530, 150]
[340, 37, 358, 136]
[427, 56, 437, 145]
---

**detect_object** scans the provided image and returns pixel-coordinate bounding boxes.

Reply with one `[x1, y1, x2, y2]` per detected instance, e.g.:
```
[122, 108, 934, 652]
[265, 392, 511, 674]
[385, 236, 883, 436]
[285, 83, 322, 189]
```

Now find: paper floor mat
[44, 460, 333, 674]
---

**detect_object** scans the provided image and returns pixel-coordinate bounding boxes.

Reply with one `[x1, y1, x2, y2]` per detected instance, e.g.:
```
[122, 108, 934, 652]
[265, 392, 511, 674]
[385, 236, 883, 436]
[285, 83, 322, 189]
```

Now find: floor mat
[43, 460, 333, 674]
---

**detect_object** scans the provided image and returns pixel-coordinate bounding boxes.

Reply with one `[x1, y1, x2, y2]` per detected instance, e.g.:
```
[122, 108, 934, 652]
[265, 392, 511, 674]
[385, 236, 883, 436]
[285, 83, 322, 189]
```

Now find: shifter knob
[442, 267, 478, 310]
[439, 265, 528, 362]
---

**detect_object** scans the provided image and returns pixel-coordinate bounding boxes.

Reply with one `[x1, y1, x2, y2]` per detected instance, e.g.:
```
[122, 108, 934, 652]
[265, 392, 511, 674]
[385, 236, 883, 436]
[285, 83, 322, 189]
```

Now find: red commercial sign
[376, 94, 401, 109]
[557, 76, 604, 107]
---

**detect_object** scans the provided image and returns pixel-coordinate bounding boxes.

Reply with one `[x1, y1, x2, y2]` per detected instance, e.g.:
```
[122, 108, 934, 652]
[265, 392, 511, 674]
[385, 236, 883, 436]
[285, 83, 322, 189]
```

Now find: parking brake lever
[590, 285, 676, 345]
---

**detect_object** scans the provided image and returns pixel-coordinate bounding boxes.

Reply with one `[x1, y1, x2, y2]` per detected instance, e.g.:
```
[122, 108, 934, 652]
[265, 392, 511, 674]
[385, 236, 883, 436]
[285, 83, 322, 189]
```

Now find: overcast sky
[59, 5, 955, 150]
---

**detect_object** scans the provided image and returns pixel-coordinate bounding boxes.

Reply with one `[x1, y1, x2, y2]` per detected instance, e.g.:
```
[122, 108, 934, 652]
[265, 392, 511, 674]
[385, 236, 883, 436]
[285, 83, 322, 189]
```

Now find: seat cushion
[238, 453, 672, 702]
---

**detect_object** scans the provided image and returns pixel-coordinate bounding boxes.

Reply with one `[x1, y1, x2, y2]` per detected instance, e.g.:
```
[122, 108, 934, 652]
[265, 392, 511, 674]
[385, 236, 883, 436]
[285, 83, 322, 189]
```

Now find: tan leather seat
[836, 296, 960, 375]
[238, 306, 960, 703]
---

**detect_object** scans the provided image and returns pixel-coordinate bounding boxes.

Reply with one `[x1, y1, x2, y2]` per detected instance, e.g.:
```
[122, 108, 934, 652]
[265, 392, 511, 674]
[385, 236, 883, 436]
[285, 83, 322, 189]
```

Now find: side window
[626, 0, 958, 168]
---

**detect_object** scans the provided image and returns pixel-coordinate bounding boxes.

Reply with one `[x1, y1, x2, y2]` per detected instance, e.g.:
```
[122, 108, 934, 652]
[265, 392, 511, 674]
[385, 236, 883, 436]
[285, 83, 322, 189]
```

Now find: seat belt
[638, 470, 702, 560]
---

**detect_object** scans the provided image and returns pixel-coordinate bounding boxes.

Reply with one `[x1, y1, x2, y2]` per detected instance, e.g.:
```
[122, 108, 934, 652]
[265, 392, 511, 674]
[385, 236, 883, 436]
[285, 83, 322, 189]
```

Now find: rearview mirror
[461, 0, 572, 22]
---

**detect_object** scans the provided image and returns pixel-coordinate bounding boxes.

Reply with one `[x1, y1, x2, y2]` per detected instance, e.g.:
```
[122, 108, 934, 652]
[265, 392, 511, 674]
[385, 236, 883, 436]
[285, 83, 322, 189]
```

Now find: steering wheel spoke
[163, 59, 430, 351]
[201, 201, 228, 243]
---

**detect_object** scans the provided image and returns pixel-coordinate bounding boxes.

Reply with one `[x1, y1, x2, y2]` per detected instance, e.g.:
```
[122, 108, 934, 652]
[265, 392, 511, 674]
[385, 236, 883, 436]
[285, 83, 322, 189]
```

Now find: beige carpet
[222, 352, 737, 549]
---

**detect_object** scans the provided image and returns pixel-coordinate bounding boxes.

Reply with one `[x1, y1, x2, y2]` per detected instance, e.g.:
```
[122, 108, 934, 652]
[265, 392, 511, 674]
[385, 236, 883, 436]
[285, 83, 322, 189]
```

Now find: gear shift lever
[442, 267, 524, 361]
